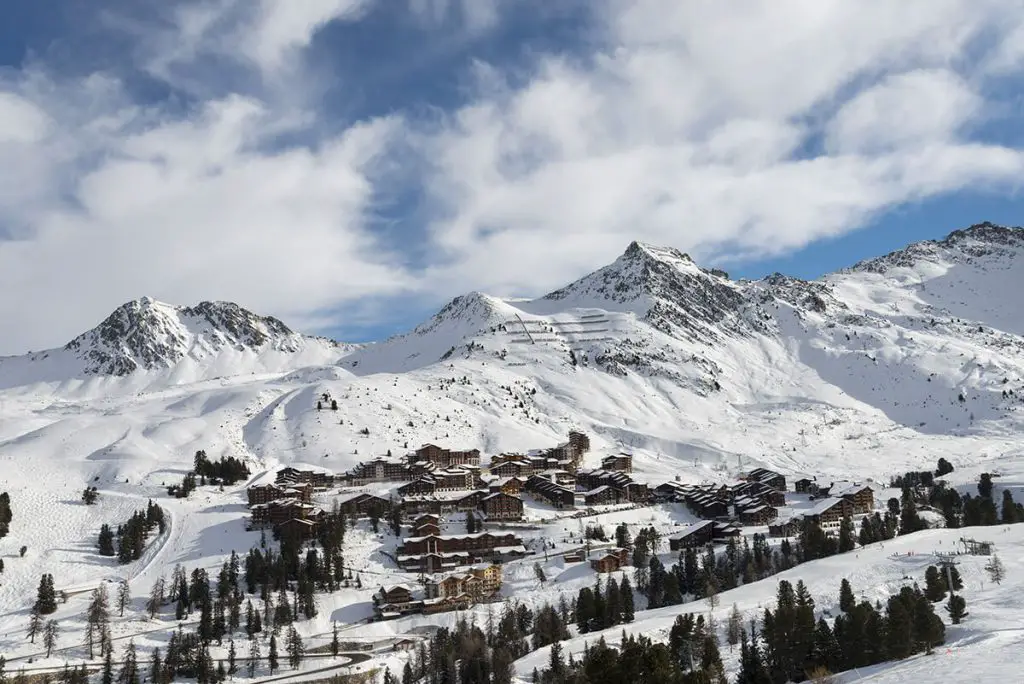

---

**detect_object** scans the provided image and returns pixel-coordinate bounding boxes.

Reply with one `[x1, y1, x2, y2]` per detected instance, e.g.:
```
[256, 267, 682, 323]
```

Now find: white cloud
[414, 0, 1024, 297]
[5, 0, 1024, 354]
[0, 2, 409, 354]
[147, 0, 371, 90]
[826, 70, 982, 154]
[240, 0, 371, 77]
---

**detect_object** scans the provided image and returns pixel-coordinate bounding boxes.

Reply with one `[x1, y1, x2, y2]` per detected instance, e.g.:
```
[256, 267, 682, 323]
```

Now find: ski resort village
[1, 225, 1024, 684]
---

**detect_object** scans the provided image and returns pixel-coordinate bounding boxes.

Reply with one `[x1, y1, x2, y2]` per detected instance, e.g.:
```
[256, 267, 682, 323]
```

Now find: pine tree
[620, 576, 635, 623]
[86, 583, 111, 659]
[946, 594, 968, 624]
[985, 554, 1005, 584]
[839, 578, 855, 613]
[42, 619, 58, 658]
[119, 640, 139, 684]
[285, 626, 304, 669]
[330, 622, 340, 656]
[117, 580, 130, 617]
[101, 650, 114, 684]
[227, 640, 237, 675]
[268, 634, 279, 673]
[98, 525, 116, 556]
[35, 574, 58, 615]
[838, 515, 855, 553]
[26, 608, 42, 644]
[149, 648, 162, 684]
[247, 638, 261, 678]
[576, 587, 595, 633]
[147, 576, 165, 619]
[402, 662, 414, 684]
[727, 603, 743, 650]
[924, 566, 947, 602]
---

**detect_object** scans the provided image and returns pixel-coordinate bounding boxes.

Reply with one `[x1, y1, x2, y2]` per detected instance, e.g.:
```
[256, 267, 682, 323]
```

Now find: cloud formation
[2, 0, 1024, 353]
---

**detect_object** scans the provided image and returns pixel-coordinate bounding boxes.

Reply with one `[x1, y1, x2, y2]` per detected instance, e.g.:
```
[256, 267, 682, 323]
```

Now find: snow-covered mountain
[0, 297, 352, 391]
[1, 222, 1023, 682]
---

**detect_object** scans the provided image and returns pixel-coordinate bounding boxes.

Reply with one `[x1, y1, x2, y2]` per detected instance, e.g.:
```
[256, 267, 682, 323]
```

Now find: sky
[2, 0, 1024, 354]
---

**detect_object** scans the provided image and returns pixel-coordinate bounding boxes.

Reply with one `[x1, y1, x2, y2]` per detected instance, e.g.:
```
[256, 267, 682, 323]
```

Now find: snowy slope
[0, 222, 1022, 682]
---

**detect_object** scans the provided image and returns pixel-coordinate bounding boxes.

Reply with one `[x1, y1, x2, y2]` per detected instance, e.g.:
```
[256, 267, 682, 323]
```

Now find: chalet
[590, 547, 630, 573]
[575, 469, 649, 504]
[345, 458, 413, 484]
[490, 459, 534, 479]
[413, 522, 442, 537]
[768, 517, 802, 538]
[275, 517, 318, 540]
[247, 483, 314, 506]
[422, 595, 472, 615]
[480, 492, 524, 521]
[397, 478, 437, 497]
[668, 520, 741, 550]
[601, 454, 633, 473]
[275, 467, 332, 488]
[455, 490, 487, 512]
[669, 521, 715, 550]
[425, 573, 482, 601]
[543, 470, 577, 488]
[396, 532, 526, 573]
[471, 563, 503, 595]
[392, 639, 418, 652]
[732, 481, 786, 507]
[803, 497, 854, 532]
[583, 486, 620, 506]
[745, 468, 786, 492]
[414, 513, 441, 526]
[653, 481, 688, 502]
[563, 549, 585, 563]
[373, 585, 421, 619]
[737, 504, 779, 526]
[423, 565, 502, 602]
[412, 444, 482, 469]
[487, 477, 525, 496]
[685, 491, 730, 519]
[337, 493, 390, 518]
[827, 482, 875, 515]
[250, 499, 324, 528]
[399, 496, 446, 517]
[525, 476, 576, 509]
[793, 477, 819, 495]
[433, 468, 477, 491]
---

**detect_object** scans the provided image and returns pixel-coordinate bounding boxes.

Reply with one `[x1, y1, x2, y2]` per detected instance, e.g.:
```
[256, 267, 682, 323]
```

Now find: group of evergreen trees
[167, 472, 198, 499]
[532, 573, 952, 684]
[193, 450, 251, 486]
[393, 601, 570, 684]
[889, 469, 1023, 529]
[0, 491, 11, 538]
[98, 501, 166, 563]
[575, 576, 635, 633]
[243, 504, 347, 596]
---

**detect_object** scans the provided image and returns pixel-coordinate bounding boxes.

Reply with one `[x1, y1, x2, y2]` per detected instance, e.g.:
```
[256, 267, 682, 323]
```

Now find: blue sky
[1, 1, 1024, 353]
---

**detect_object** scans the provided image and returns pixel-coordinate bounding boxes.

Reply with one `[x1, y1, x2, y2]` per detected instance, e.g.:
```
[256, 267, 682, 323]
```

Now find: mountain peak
[622, 240, 695, 267]
[849, 222, 1024, 275]
[63, 298, 302, 376]
[940, 221, 1024, 248]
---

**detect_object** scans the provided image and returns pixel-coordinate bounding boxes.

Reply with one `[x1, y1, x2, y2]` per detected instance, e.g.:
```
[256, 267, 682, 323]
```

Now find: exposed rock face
[63, 297, 312, 376]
